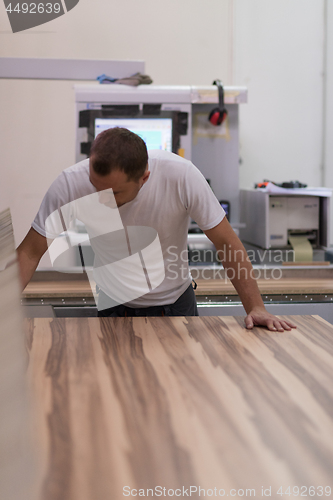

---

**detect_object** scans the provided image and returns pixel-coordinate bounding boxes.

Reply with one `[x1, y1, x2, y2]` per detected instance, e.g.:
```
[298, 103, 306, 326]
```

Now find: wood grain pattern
[282, 261, 331, 266]
[0, 208, 35, 500]
[23, 280, 94, 298]
[25, 315, 333, 500]
[23, 277, 333, 298]
[194, 277, 333, 295]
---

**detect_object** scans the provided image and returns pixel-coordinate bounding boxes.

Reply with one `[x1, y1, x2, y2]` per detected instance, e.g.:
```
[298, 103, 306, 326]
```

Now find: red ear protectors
[208, 79, 228, 126]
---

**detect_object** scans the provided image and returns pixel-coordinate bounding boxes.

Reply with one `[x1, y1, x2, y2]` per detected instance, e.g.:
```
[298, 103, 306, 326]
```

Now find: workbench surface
[23, 277, 333, 298]
[25, 315, 333, 500]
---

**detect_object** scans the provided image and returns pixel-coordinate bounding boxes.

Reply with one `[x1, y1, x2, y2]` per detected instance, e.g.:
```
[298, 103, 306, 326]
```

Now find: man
[17, 127, 296, 331]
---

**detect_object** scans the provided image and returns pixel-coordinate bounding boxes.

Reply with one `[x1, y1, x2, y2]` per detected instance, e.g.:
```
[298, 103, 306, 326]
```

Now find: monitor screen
[94, 117, 173, 152]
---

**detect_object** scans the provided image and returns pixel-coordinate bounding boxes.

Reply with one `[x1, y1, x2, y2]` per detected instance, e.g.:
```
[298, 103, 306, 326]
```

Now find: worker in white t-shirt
[17, 127, 296, 331]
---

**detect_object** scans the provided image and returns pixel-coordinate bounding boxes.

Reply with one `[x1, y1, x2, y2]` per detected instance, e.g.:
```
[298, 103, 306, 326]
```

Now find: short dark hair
[90, 127, 148, 181]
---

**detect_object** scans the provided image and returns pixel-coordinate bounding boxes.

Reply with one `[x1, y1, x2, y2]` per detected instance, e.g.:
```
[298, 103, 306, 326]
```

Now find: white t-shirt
[32, 150, 225, 306]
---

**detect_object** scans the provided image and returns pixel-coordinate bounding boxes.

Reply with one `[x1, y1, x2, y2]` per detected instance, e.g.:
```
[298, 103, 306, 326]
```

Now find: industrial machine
[72, 84, 247, 267]
[240, 189, 331, 262]
[74, 84, 247, 225]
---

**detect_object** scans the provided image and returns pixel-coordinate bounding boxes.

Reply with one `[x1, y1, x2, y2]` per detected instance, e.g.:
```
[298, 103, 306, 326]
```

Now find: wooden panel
[0, 209, 35, 500]
[23, 277, 333, 298]
[194, 277, 333, 295]
[23, 280, 95, 298]
[25, 315, 333, 500]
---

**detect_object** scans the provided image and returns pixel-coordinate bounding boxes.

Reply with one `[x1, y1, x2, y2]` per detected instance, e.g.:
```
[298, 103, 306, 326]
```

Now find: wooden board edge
[311, 314, 333, 329]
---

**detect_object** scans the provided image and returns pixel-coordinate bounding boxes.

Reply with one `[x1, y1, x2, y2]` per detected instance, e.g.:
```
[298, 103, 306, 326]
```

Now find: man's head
[89, 127, 150, 207]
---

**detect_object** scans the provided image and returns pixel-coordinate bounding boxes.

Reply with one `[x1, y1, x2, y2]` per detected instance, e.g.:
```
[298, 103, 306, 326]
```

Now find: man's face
[89, 161, 150, 207]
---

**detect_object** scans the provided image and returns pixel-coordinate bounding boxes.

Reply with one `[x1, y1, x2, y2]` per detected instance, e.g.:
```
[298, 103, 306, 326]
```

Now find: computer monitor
[94, 117, 173, 152]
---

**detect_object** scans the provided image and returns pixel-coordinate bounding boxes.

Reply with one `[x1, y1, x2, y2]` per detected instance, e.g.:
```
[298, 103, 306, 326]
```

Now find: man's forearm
[214, 238, 265, 313]
[16, 228, 48, 291]
[204, 219, 265, 314]
[205, 218, 296, 331]
[17, 248, 40, 291]
[217, 244, 265, 314]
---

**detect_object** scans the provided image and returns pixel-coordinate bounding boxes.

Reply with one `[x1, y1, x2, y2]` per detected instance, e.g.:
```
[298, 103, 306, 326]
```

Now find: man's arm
[16, 228, 48, 291]
[204, 217, 296, 332]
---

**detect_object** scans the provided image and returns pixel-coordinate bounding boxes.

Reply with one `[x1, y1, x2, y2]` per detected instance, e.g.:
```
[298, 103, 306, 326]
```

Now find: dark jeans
[97, 284, 199, 317]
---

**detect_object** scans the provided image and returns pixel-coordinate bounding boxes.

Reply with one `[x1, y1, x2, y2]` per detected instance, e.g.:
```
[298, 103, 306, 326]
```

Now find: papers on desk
[257, 182, 332, 197]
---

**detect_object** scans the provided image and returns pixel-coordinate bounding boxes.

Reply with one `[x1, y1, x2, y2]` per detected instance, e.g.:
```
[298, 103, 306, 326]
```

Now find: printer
[239, 190, 330, 251]
[266, 196, 319, 248]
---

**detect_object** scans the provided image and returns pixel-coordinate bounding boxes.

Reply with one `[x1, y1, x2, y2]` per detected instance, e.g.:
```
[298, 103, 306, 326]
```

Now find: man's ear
[141, 168, 150, 185]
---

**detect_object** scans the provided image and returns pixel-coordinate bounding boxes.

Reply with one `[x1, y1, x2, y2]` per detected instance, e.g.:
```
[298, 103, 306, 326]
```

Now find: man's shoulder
[63, 158, 90, 176]
[62, 159, 92, 195]
[148, 150, 192, 180]
[148, 149, 191, 165]
[45, 158, 92, 202]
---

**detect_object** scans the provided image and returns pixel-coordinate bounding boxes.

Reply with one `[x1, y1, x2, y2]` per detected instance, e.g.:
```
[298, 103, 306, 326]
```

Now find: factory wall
[325, 0, 333, 218]
[0, 0, 331, 263]
[233, 0, 331, 242]
[234, 0, 325, 189]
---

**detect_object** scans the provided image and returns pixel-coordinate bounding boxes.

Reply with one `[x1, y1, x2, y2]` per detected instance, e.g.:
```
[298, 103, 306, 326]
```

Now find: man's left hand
[245, 307, 297, 332]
